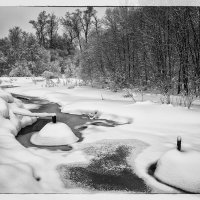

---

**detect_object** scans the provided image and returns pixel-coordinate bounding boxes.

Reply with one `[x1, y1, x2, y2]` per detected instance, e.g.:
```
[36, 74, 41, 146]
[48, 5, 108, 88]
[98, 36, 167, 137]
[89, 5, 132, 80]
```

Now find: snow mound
[0, 88, 14, 103]
[0, 163, 42, 193]
[0, 98, 9, 118]
[0, 115, 18, 136]
[30, 122, 79, 146]
[13, 98, 24, 108]
[154, 149, 200, 193]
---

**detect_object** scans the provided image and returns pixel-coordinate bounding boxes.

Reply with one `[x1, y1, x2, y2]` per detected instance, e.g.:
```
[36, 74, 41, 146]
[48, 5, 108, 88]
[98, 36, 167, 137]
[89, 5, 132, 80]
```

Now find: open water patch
[14, 94, 118, 151]
[13, 93, 152, 193]
[58, 142, 151, 193]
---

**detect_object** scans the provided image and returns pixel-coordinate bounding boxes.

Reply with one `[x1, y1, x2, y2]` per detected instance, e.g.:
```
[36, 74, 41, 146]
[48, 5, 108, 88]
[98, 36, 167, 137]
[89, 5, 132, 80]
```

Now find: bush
[106, 80, 119, 92]
[171, 94, 195, 109]
[123, 88, 136, 102]
[45, 79, 56, 87]
[9, 61, 32, 77]
[48, 61, 61, 77]
[160, 94, 171, 104]
[42, 71, 56, 79]
[67, 85, 75, 89]
[42, 71, 60, 87]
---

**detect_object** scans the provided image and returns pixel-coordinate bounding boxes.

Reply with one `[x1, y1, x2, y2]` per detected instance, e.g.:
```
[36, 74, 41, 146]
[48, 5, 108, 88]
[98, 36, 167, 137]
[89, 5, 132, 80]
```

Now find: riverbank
[13, 93, 151, 192]
[2, 78, 200, 194]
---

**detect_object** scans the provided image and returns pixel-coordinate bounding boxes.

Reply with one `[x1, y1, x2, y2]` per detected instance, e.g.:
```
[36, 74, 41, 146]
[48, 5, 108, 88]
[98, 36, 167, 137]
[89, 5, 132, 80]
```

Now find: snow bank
[9, 102, 55, 117]
[0, 88, 14, 103]
[31, 122, 79, 146]
[0, 89, 63, 192]
[61, 101, 133, 124]
[0, 163, 42, 193]
[154, 149, 200, 193]
[0, 89, 39, 137]
[0, 98, 9, 118]
[13, 97, 24, 108]
[3, 78, 200, 194]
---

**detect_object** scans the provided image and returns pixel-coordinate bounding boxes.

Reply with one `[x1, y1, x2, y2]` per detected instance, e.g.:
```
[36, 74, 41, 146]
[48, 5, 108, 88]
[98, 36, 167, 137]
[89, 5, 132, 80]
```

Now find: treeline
[1, 7, 200, 96]
[79, 7, 200, 96]
[0, 10, 78, 78]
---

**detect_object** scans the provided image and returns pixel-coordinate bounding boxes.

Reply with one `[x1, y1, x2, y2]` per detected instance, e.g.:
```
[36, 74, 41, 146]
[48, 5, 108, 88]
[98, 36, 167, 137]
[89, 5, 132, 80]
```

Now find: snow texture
[1, 77, 200, 195]
[0, 88, 14, 103]
[31, 122, 79, 146]
[154, 149, 200, 193]
[0, 87, 65, 192]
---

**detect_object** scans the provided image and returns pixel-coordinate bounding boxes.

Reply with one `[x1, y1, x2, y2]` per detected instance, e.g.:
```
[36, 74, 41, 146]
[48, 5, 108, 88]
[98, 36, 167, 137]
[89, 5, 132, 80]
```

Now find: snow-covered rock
[0, 98, 9, 118]
[30, 122, 79, 146]
[20, 115, 37, 128]
[0, 115, 18, 136]
[154, 149, 200, 193]
[0, 88, 14, 103]
[9, 110, 21, 133]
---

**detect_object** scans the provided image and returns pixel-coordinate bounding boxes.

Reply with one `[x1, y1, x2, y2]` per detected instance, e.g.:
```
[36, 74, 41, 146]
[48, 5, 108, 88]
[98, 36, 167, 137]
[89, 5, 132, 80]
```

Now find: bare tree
[29, 11, 49, 47]
[61, 10, 82, 51]
[46, 13, 59, 49]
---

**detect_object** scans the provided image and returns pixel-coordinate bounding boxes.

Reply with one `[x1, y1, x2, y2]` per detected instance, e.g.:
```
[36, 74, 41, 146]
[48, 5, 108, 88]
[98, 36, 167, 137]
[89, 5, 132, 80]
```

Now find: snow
[0, 87, 68, 193]
[154, 149, 200, 193]
[20, 115, 37, 128]
[60, 100, 133, 124]
[61, 150, 92, 164]
[0, 163, 42, 193]
[13, 97, 24, 108]
[31, 122, 79, 146]
[0, 88, 14, 103]
[1, 77, 200, 196]
[23, 103, 40, 110]
[9, 103, 56, 117]
[0, 98, 9, 118]
[0, 115, 19, 135]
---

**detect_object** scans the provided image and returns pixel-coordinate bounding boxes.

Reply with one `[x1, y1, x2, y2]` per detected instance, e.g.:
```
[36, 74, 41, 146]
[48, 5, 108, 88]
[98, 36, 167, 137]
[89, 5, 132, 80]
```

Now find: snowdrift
[2, 79, 200, 194]
[61, 101, 133, 125]
[0, 88, 82, 193]
[31, 122, 79, 146]
[0, 88, 37, 135]
[154, 149, 200, 193]
[0, 89, 44, 192]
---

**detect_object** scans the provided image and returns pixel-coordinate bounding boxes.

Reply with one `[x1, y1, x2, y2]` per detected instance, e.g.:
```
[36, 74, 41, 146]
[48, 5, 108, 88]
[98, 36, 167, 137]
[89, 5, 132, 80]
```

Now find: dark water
[14, 94, 117, 151]
[14, 93, 151, 192]
[15, 96, 85, 151]
[148, 162, 157, 176]
[58, 145, 151, 192]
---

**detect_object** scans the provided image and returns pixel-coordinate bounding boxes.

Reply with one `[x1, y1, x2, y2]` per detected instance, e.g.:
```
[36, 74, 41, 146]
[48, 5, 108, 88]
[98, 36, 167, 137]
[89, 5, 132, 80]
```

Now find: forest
[0, 7, 200, 97]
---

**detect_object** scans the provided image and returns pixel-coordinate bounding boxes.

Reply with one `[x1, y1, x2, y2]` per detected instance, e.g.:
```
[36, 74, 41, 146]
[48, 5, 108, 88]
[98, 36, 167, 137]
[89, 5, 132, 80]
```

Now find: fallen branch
[12, 108, 56, 118]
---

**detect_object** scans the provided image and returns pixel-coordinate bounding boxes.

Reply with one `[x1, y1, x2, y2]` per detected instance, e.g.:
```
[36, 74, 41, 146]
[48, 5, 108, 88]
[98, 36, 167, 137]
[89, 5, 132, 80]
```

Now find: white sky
[0, 0, 200, 38]
[0, 7, 107, 38]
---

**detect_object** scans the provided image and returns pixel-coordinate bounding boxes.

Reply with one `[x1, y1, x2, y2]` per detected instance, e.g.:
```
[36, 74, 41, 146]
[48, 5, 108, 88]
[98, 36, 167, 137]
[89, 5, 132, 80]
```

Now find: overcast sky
[0, 7, 107, 38]
[1, 0, 200, 38]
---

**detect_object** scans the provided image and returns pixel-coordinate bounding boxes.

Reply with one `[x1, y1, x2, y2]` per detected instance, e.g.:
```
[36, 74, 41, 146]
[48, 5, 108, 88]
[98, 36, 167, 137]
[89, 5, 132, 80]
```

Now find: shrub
[9, 61, 32, 77]
[48, 61, 61, 77]
[171, 94, 195, 109]
[42, 71, 58, 79]
[160, 94, 171, 104]
[123, 88, 136, 102]
[67, 85, 75, 89]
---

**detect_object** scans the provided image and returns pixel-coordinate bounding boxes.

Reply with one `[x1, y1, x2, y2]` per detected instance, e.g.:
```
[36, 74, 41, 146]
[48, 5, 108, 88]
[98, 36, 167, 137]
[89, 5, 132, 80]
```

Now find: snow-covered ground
[0, 77, 200, 199]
